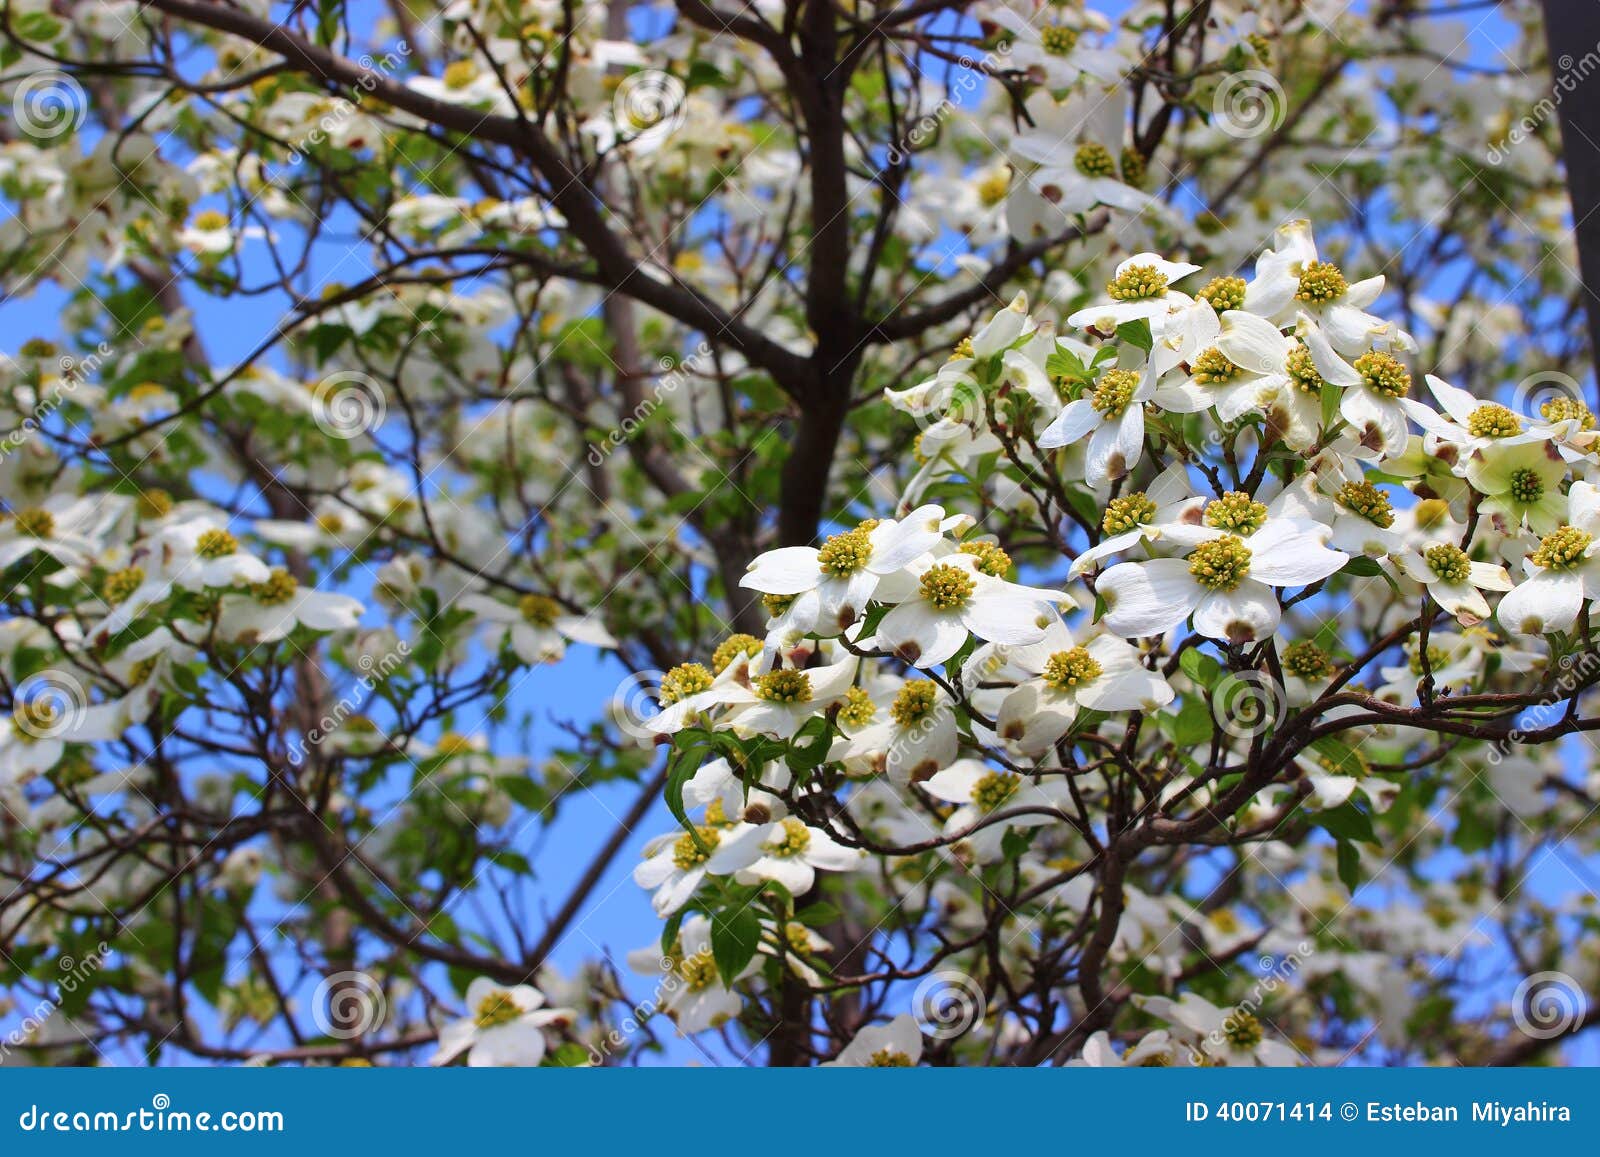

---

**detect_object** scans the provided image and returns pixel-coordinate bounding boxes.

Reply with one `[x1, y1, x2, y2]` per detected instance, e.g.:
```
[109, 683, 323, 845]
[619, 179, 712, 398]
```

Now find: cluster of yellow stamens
[1465, 403, 1521, 439]
[1541, 397, 1596, 431]
[1106, 264, 1169, 302]
[891, 680, 939, 726]
[1285, 343, 1325, 394]
[838, 686, 876, 729]
[971, 771, 1021, 812]
[1188, 536, 1252, 592]
[1102, 492, 1156, 535]
[1204, 492, 1268, 534]
[765, 817, 811, 857]
[1294, 261, 1348, 303]
[672, 826, 720, 870]
[195, 528, 239, 559]
[250, 568, 299, 606]
[1196, 276, 1247, 313]
[1336, 480, 1394, 527]
[1090, 368, 1141, 417]
[712, 633, 762, 674]
[958, 541, 1012, 577]
[1531, 525, 1593, 571]
[518, 593, 560, 627]
[11, 508, 54, 538]
[1073, 142, 1116, 178]
[473, 990, 525, 1029]
[1354, 350, 1411, 399]
[102, 566, 145, 605]
[754, 669, 812, 703]
[1423, 544, 1470, 584]
[1043, 647, 1102, 692]
[1282, 640, 1332, 681]
[659, 662, 714, 706]
[919, 563, 975, 610]
[817, 522, 877, 577]
[1190, 347, 1240, 385]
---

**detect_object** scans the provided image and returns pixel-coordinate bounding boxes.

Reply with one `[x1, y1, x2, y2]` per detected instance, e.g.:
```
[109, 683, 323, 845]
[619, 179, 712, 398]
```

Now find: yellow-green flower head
[1188, 536, 1252, 592]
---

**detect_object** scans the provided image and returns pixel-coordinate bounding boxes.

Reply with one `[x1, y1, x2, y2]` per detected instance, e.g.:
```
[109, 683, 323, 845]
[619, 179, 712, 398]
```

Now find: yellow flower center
[754, 669, 812, 703]
[250, 567, 299, 606]
[12, 700, 59, 741]
[1204, 491, 1268, 534]
[518, 593, 560, 627]
[1531, 525, 1593, 571]
[950, 337, 975, 361]
[975, 169, 1010, 207]
[1354, 350, 1410, 399]
[867, 1047, 914, 1067]
[678, 952, 718, 992]
[1508, 468, 1544, 505]
[1090, 368, 1141, 418]
[671, 826, 720, 870]
[919, 564, 975, 611]
[1294, 261, 1348, 304]
[1106, 264, 1169, 302]
[712, 633, 762, 674]
[191, 209, 229, 232]
[1043, 647, 1102, 691]
[1336, 480, 1394, 527]
[1285, 343, 1324, 393]
[101, 566, 142, 606]
[1196, 276, 1247, 313]
[971, 771, 1021, 812]
[1119, 147, 1147, 187]
[1102, 492, 1156, 536]
[442, 60, 479, 90]
[1466, 403, 1520, 439]
[817, 525, 875, 577]
[1282, 640, 1332, 680]
[12, 508, 54, 538]
[1074, 142, 1116, 178]
[1188, 536, 1252, 592]
[1191, 347, 1240, 385]
[195, 528, 238, 559]
[138, 489, 174, 519]
[838, 686, 876, 729]
[659, 662, 714, 706]
[1541, 397, 1596, 431]
[1223, 1010, 1263, 1050]
[1040, 24, 1079, 56]
[473, 991, 524, 1029]
[890, 680, 939, 726]
[1424, 544, 1470, 584]
[765, 817, 811, 857]
[762, 593, 796, 617]
[958, 541, 1012, 577]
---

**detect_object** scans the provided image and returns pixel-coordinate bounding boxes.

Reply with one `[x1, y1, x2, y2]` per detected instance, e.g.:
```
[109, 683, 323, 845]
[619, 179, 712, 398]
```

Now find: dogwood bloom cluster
[639, 220, 1600, 1064]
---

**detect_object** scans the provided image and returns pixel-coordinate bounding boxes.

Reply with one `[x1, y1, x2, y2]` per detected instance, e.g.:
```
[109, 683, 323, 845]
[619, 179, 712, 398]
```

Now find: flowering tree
[1, 0, 1597, 1067]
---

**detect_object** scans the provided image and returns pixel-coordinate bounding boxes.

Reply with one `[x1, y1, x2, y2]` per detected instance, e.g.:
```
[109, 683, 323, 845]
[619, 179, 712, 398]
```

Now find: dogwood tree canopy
[1, 0, 1597, 1067]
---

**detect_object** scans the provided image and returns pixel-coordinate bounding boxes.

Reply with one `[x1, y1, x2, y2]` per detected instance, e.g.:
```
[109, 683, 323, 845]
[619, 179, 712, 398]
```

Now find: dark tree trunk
[1541, 1, 1600, 393]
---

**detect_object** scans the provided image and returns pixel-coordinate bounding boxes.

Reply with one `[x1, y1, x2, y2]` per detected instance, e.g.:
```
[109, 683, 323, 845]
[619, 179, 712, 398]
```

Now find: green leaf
[1116, 320, 1154, 353]
[710, 903, 762, 984]
[1180, 647, 1222, 690]
[1320, 379, 1341, 432]
[787, 714, 833, 772]
[1335, 839, 1363, 893]
[1171, 695, 1212, 747]
[1317, 802, 1379, 846]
